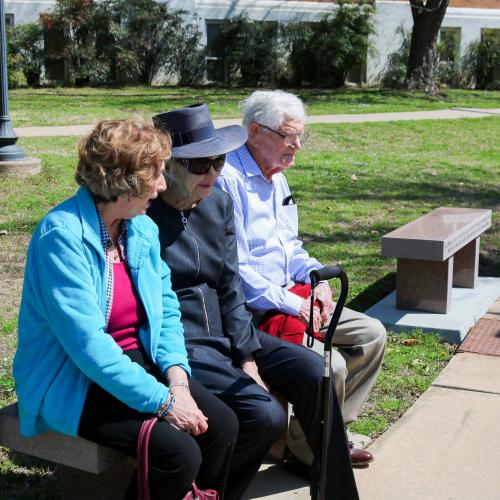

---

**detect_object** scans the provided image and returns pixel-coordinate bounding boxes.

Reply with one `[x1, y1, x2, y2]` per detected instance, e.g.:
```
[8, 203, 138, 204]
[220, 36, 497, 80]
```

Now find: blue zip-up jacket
[14, 187, 190, 437]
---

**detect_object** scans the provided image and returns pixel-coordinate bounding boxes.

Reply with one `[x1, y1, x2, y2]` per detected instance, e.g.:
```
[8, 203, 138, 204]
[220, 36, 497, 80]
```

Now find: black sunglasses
[176, 155, 226, 176]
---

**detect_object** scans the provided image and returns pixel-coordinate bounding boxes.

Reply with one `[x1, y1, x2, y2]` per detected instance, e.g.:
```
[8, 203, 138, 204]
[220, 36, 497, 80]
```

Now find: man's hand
[297, 298, 322, 332]
[314, 282, 335, 324]
[241, 355, 269, 392]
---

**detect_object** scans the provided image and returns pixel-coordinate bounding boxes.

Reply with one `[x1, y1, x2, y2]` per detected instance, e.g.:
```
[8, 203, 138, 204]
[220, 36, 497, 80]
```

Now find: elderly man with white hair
[216, 90, 386, 475]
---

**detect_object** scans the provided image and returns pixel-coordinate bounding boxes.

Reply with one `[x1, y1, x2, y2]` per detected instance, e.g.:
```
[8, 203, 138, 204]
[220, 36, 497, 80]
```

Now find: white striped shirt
[216, 145, 321, 316]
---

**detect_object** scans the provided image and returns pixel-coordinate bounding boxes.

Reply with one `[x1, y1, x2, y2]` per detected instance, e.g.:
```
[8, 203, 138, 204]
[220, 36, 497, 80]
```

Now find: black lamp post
[0, 0, 25, 161]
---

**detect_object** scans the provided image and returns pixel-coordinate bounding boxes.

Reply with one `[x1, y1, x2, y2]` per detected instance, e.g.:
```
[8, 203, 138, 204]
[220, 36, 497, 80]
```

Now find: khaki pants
[287, 307, 386, 466]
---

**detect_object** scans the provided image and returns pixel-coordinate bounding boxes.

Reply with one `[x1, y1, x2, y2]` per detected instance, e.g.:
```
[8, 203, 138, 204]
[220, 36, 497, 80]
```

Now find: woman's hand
[164, 388, 208, 436]
[241, 355, 269, 392]
[164, 366, 208, 436]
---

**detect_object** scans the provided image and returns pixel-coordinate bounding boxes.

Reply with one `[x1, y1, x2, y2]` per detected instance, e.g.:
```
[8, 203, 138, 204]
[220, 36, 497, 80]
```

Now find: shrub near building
[7, 0, 206, 87]
[209, 1, 375, 88]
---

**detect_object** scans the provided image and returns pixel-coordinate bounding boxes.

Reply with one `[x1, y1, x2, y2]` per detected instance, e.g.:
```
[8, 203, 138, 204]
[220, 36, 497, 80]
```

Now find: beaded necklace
[96, 208, 127, 331]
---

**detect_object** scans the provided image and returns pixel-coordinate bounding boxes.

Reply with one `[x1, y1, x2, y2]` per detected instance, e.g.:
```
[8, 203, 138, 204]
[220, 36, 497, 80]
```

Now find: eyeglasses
[259, 124, 309, 146]
[176, 155, 226, 176]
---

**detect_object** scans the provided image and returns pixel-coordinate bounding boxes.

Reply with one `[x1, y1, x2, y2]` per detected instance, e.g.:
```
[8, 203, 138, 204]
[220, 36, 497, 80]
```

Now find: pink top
[107, 262, 145, 351]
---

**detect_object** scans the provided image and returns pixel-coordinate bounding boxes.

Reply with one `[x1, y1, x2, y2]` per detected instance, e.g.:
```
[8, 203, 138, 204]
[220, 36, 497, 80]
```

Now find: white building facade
[5, 0, 500, 83]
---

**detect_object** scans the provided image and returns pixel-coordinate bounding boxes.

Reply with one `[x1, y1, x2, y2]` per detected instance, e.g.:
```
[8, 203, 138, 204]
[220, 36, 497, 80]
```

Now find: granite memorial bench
[0, 403, 135, 499]
[382, 207, 492, 314]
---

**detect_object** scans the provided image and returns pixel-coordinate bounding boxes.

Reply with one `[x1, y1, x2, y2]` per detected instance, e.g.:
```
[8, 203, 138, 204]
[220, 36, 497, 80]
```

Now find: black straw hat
[153, 103, 247, 159]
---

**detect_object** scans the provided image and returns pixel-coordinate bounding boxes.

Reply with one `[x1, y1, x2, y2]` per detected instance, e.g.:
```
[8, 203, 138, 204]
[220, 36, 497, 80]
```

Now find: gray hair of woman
[241, 90, 307, 130]
[162, 159, 191, 200]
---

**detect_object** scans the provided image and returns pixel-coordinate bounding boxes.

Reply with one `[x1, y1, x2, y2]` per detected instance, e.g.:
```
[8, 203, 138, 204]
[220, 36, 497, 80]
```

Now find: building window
[206, 21, 225, 82]
[438, 27, 461, 63]
[481, 27, 500, 43]
[346, 61, 367, 85]
[43, 24, 67, 82]
[5, 14, 14, 28]
[479, 28, 500, 87]
[437, 27, 461, 86]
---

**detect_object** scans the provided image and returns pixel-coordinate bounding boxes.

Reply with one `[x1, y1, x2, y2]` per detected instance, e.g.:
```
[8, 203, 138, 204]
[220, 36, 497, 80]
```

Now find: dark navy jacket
[147, 187, 262, 363]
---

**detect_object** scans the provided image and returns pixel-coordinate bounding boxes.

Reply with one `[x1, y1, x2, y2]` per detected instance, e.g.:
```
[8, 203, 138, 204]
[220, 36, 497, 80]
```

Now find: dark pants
[187, 331, 359, 500]
[78, 348, 239, 500]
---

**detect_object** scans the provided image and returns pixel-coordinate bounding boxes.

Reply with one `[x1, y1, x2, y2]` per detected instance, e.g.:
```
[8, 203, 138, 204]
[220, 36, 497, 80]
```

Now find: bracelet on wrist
[156, 393, 176, 419]
[170, 382, 190, 391]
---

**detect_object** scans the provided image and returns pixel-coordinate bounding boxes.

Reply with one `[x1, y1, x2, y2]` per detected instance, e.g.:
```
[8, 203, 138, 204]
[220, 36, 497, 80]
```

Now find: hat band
[171, 123, 216, 148]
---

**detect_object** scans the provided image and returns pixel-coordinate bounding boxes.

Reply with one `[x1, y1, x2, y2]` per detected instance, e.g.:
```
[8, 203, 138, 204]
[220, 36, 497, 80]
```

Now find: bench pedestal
[453, 238, 479, 288]
[396, 237, 481, 314]
[397, 257, 453, 314]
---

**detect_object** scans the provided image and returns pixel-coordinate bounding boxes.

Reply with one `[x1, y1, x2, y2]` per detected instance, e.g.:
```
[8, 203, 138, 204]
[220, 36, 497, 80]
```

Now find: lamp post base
[0, 143, 26, 161]
[0, 157, 41, 177]
[0, 117, 25, 161]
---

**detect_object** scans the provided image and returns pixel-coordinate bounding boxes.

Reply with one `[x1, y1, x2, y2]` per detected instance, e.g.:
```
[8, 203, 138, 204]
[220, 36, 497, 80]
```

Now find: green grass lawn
[9, 86, 500, 127]
[0, 115, 498, 496]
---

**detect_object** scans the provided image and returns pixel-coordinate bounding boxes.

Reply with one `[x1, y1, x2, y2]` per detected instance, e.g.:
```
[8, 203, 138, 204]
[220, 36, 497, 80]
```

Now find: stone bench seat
[0, 403, 135, 499]
[382, 207, 492, 313]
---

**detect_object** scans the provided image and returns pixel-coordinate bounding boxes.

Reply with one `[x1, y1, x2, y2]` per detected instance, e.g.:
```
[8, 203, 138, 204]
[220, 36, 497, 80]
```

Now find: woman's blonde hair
[76, 118, 172, 202]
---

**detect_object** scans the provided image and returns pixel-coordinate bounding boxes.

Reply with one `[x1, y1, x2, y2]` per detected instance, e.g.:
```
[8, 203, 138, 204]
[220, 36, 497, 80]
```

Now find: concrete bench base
[0, 404, 135, 499]
[366, 276, 500, 343]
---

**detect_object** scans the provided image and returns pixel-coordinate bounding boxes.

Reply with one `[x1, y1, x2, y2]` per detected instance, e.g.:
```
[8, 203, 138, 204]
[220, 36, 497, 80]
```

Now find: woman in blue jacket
[13, 118, 238, 500]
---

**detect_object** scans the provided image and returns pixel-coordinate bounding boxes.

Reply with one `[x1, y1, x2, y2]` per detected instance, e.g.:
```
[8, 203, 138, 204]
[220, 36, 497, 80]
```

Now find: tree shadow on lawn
[0, 449, 60, 499]
[300, 223, 397, 246]
[14, 89, 248, 101]
[298, 88, 436, 101]
[298, 87, 500, 105]
[479, 253, 500, 278]
[347, 272, 396, 312]
[294, 181, 500, 209]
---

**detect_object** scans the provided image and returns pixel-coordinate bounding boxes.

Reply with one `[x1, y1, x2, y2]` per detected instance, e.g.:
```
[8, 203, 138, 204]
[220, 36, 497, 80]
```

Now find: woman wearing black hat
[148, 104, 359, 500]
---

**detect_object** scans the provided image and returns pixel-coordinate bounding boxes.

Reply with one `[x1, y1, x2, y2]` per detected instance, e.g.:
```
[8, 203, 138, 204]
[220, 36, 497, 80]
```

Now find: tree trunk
[406, 0, 449, 92]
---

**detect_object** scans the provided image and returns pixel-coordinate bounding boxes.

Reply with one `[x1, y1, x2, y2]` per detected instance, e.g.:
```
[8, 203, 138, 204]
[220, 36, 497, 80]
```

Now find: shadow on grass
[347, 272, 396, 312]
[479, 254, 500, 278]
[293, 181, 500, 209]
[0, 449, 60, 499]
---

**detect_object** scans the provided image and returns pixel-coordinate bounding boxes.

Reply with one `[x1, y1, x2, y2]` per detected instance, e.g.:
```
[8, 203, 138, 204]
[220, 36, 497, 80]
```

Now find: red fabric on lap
[258, 283, 321, 345]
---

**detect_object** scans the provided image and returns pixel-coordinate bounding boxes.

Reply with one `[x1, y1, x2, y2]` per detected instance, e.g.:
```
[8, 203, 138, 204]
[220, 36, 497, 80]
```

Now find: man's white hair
[241, 90, 307, 129]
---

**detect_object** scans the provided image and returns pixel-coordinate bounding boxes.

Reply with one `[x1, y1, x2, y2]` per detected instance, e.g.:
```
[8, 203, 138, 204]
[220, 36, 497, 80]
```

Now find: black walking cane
[307, 265, 349, 500]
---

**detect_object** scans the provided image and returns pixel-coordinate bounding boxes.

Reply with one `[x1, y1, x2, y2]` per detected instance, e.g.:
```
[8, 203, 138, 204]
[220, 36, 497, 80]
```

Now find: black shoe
[282, 446, 313, 483]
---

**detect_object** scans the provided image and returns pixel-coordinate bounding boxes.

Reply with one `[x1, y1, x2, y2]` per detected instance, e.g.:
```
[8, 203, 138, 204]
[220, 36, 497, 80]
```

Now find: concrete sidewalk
[245, 299, 500, 499]
[13, 108, 500, 138]
[354, 351, 500, 500]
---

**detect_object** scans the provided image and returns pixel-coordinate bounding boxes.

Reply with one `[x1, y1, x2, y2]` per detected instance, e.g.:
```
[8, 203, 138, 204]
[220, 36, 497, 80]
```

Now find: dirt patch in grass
[0, 233, 29, 406]
[0, 233, 27, 321]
